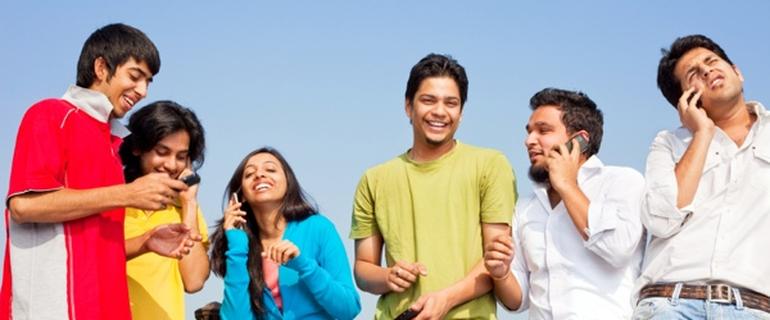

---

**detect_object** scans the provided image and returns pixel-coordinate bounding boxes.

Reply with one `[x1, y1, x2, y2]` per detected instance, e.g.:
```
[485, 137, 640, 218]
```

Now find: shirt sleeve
[285, 217, 361, 320]
[641, 131, 694, 238]
[583, 168, 646, 268]
[7, 102, 68, 203]
[480, 153, 517, 224]
[349, 173, 380, 239]
[508, 216, 530, 313]
[220, 229, 256, 320]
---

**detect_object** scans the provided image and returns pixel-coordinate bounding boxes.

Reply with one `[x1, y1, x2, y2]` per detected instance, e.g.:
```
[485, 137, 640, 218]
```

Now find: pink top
[262, 257, 283, 310]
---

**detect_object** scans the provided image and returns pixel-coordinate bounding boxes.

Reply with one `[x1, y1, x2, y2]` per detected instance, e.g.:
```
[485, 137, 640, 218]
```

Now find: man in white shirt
[633, 34, 770, 318]
[484, 88, 645, 319]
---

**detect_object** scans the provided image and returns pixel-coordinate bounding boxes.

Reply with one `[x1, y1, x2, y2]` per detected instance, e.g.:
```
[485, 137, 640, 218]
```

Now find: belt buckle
[706, 284, 733, 304]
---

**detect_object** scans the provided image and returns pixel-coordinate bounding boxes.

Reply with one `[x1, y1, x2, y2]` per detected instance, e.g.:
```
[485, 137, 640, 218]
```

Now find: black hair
[76, 23, 160, 88]
[209, 147, 317, 316]
[529, 88, 604, 157]
[119, 100, 205, 182]
[657, 34, 733, 109]
[405, 53, 469, 108]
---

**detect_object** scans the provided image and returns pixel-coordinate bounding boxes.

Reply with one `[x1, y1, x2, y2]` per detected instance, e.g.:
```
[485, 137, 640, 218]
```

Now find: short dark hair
[76, 23, 160, 88]
[405, 53, 468, 107]
[657, 34, 733, 108]
[209, 147, 317, 316]
[119, 100, 205, 182]
[529, 88, 603, 157]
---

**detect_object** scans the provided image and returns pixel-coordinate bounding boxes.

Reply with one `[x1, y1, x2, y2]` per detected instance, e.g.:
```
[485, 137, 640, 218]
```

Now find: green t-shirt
[350, 141, 517, 319]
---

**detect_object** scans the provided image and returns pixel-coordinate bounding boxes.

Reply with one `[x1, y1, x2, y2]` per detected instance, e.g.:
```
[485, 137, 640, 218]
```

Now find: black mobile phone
[181, 173, 201, 186]
[394, 309, 418, 320]
[565, 134, 589, 153]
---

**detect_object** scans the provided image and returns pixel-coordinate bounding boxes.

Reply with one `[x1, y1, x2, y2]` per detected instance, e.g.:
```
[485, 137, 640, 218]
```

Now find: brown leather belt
[639, 283, 770, 313]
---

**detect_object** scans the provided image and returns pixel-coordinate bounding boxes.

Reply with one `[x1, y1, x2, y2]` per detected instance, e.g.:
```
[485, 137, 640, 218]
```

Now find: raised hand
[386, 261, 428, 293]
[546, 137, 582, 192]
[678, 87, 715, 134]
[223, 193, 247, 230]
[178, 168, 199, 204]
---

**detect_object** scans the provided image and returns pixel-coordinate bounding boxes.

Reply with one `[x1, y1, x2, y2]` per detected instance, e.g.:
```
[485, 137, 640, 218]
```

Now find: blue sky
[2, 1, 769, 319]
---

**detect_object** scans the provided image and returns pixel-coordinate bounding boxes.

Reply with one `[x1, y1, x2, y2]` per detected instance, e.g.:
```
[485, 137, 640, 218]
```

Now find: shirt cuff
[584, 203, 619, 243]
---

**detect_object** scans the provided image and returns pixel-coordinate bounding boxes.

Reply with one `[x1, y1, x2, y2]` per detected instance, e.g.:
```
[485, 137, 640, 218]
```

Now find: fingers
[410, 295, 427, 313]
[678, 87, 698, 113]
[223, 197, 246, 230]
[262, 240, 300, 264]
[387, 261, 426, 292]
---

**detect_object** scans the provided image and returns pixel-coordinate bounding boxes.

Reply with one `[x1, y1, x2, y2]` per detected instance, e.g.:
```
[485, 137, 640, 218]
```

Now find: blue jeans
[633, 297, 770, 319]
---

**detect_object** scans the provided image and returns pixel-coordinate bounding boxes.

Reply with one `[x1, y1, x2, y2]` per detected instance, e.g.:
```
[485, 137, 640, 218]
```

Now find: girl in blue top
[209, 147, 360, 320]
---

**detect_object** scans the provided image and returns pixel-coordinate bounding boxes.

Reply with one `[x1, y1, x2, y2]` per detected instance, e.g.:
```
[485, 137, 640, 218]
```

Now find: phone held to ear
[181, 172, 201, 186]
[565, 134, 590, 153]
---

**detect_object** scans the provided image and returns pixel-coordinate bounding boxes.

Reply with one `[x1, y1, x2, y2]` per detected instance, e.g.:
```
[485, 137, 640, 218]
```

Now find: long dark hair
[119, 100, 206, 182]
[209, 147, 317, 316]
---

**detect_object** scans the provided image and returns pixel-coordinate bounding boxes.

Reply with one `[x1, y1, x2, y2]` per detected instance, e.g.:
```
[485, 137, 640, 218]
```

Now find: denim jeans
[633, 291, 770, 320]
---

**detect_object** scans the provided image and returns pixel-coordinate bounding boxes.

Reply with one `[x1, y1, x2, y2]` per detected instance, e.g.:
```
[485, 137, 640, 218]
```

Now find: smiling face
[525, 105, 570, 183]
[241, 152, 288, 208]
[90, 57, 153, 119]
[674, 47, 744, 111]
[138, 130, 190, 178]
[406, 76, 463, 150]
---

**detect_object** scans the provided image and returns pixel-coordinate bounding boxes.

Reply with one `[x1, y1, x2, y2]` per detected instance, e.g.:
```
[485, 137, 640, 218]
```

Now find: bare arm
[673, 131, 713, 208]
[177, 198, 210, 293]
[547, 141, 590, 240]
[410, 223, 508, 319]
[9, 173, 187, 224]
[354, 235, 390, 294]
[484, 231, 525, 310]
[673, 87, 715, 208]
[557, 183, 590, 241]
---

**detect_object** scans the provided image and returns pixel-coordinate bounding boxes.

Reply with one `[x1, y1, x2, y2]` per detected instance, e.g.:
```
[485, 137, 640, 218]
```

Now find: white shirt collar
[61, 85, 130, 138]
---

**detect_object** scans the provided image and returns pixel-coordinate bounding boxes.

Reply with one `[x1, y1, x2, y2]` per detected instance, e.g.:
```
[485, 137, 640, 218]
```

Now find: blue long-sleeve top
[220, 214, 361, 320]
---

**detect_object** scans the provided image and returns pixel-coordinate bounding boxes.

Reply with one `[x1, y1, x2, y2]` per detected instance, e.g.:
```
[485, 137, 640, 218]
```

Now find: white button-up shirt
[637, 101, 770, 298]
[509, 156, 645, 319]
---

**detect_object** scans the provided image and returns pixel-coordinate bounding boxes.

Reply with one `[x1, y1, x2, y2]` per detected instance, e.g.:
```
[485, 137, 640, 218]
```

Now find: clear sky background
[2, 1, 769, 319]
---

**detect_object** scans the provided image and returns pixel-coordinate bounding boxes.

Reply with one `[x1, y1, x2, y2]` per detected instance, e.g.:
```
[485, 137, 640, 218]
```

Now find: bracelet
[490, 271, 511, 281]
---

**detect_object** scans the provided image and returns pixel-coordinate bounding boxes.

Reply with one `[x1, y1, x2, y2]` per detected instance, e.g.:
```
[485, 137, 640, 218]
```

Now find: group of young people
[1, 22, 768, 320]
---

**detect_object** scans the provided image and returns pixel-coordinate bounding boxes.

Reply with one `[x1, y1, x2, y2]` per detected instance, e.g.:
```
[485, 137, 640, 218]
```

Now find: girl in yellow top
[120, 101, 211, 319]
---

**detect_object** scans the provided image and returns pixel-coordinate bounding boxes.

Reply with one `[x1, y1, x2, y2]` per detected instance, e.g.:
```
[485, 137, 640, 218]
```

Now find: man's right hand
[386, 261, 428, 293]
[484, 234, 513, 280]
[127, 172, 189, 210]
[678, 87, 715, 135]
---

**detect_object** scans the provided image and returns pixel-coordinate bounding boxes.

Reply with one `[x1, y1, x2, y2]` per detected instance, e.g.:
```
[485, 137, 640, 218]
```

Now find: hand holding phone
[565, 134, 589, 153]
[180, 172, 201, 186]
[677, 87, 714, 133]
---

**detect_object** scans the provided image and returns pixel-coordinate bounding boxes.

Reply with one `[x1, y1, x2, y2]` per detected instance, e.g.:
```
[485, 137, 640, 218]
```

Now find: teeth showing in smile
[124, 96, 135, 106]
[710, 78, 722, 88]
[427, 121, 447, 128]
[256, 183, 271, 191]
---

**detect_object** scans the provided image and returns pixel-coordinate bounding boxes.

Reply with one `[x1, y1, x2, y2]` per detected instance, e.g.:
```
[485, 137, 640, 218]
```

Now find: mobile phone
[394, 309, 418, 320]
[565, 134, 589, 153]
[689, 89, 704, 109]
[180, 173, 201, 186]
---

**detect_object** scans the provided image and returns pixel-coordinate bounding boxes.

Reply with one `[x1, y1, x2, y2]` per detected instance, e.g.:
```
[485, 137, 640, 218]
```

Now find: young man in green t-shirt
[350, 53, 517, 319]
